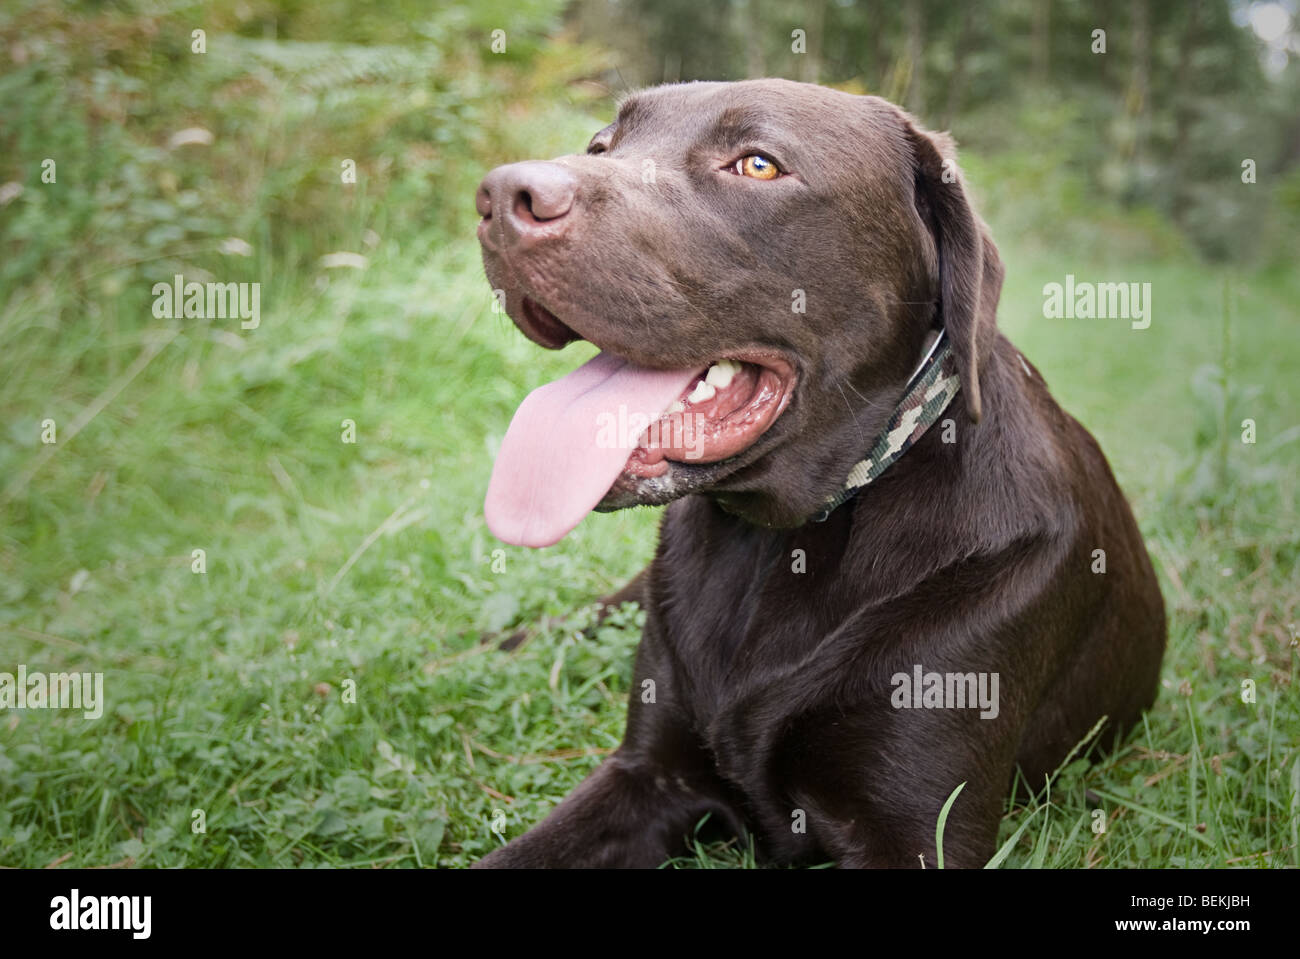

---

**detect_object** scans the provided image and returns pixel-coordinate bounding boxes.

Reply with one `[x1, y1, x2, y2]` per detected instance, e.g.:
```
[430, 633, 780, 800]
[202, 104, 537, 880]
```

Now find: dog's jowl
[473, 79, 1166, 868]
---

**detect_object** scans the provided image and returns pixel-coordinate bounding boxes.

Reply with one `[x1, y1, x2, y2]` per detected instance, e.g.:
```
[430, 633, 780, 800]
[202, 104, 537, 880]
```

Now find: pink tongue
[485, 351, 701, 547]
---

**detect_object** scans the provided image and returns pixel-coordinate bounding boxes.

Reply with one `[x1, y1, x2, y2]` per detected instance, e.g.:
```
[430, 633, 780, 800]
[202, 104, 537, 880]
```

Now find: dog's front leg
[473, 750, 736, 868]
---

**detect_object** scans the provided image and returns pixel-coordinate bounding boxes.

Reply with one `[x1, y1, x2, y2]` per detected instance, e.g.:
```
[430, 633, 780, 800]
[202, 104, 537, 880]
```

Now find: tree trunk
[944, 1, 976, 128]
[905, 0, 924, 115]
[800, 0, 826, 85]
[1032, 0, 1051, 86]
[1126, 0, 1150, 174]
[740, 0, 766, 79]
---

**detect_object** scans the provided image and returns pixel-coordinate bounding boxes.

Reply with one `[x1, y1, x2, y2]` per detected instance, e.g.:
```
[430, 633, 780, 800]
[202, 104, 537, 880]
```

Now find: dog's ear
[903, 119, 1003, 423]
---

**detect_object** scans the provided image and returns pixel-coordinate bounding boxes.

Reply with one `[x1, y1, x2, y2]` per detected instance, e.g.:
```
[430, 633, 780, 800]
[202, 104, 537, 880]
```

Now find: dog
[472, 79, 1166, 868]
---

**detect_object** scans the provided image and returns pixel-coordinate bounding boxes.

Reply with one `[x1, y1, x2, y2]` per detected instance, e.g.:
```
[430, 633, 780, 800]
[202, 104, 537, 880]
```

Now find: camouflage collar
[811, 330, 961, 522]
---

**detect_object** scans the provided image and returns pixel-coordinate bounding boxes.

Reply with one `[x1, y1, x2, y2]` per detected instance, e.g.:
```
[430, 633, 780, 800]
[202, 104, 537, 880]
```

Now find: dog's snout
[477, 161, 578, 249]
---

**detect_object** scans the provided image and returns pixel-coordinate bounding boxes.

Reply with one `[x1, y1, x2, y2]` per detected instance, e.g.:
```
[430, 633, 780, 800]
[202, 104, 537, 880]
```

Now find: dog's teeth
[686, 380, 716, 404]
[705, 359, 739, 389]
[666, 400, 685, 414]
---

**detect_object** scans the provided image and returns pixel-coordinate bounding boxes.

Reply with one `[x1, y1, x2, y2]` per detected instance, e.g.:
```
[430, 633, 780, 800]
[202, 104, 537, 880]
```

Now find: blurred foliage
[0, 0, 1295, 870]
[572, 0, 1300, 263]
[0, 0, 610, 330]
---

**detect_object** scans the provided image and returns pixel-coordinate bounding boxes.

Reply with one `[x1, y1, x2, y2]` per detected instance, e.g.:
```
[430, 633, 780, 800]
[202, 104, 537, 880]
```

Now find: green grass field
[3, 198, 1296, 867]
[1, 4, 1297, 867]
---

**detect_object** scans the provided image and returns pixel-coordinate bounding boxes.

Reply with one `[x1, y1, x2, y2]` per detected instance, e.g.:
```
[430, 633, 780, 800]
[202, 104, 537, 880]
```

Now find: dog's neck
[812, 327, 960, 522]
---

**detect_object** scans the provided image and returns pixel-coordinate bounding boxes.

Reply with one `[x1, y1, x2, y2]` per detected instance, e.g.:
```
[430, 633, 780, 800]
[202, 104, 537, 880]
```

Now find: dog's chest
[651, 502, 858, 725]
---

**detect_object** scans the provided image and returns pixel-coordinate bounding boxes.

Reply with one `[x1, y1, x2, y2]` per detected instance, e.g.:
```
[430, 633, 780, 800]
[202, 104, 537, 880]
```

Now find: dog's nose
[477, 161, 578, 248]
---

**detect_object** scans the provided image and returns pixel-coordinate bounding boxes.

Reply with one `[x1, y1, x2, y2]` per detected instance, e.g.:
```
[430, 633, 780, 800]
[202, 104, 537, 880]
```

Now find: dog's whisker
[836, 381, 866, 446]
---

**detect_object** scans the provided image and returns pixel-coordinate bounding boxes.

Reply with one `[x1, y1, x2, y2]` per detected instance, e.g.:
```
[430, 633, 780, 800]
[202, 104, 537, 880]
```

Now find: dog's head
[477, 79, 1002, 547]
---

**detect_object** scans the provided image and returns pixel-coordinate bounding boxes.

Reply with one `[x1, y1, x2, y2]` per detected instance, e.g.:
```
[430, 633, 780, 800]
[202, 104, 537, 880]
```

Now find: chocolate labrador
[472, 79, 1166, 868]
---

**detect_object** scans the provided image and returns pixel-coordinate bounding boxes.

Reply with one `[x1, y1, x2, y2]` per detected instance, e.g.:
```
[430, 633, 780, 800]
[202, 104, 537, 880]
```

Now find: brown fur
[473, 80, 1166, 868]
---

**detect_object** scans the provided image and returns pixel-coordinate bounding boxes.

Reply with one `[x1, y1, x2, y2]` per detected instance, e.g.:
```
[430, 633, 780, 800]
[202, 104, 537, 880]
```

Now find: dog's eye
[587, 142, 608, 156]
[734, 154, 781, 180]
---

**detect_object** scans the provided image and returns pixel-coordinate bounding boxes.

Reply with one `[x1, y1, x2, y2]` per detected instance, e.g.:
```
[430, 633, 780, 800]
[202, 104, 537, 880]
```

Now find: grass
[1, 88, 1297, 869]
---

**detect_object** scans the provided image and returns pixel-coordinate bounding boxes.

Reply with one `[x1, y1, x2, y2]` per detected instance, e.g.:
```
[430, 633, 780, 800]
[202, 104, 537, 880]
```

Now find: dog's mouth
[485, 296, 797, 547]
[518, 296, 583, 349]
